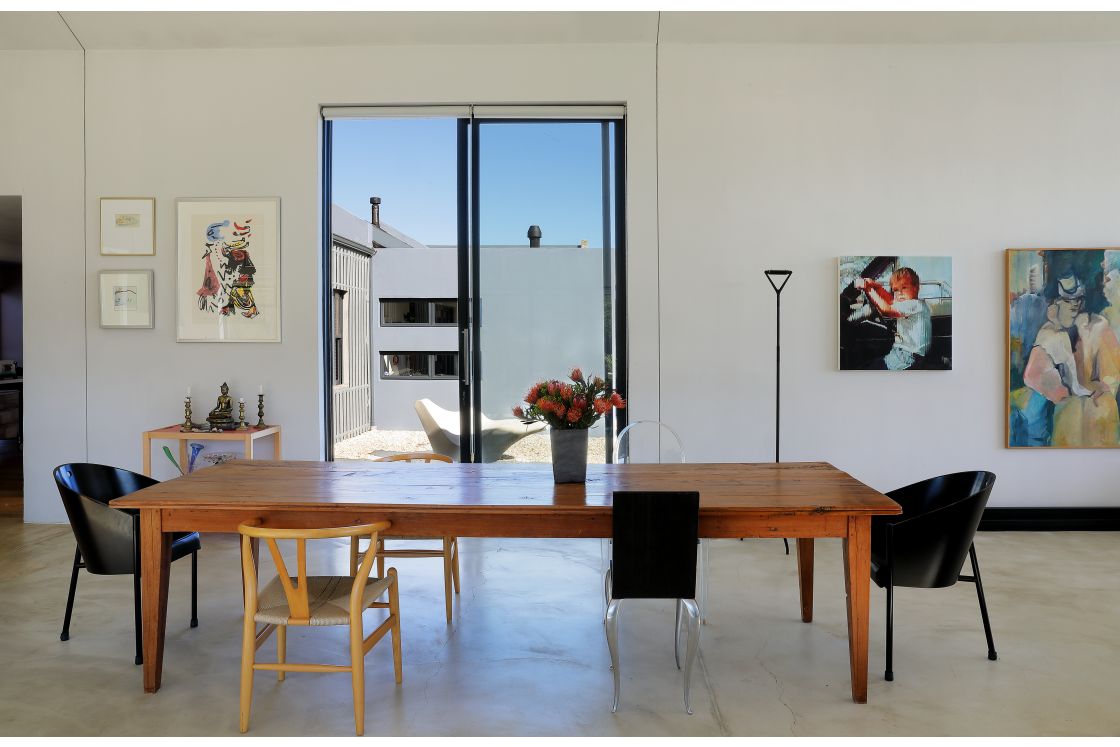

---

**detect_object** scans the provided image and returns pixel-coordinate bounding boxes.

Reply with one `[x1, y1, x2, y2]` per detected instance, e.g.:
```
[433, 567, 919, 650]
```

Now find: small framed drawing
[176, 197, 281, 342]
[100, 197, 156, 255]
[99, 270, 154, 329]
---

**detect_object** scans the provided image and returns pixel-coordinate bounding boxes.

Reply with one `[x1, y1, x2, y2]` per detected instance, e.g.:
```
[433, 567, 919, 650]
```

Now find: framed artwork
[100, 197, 155, 255]
[1007, 247, 1120, 448]
[176, 197, 281, 342]
[839, 256, 952, 371]
[98, 270, 154, 328]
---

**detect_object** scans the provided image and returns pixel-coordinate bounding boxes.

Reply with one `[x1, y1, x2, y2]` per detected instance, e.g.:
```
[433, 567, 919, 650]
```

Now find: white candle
[258, 385, 263, 395]
[186, 386, 191, 397]
[239, 398, 244, 403]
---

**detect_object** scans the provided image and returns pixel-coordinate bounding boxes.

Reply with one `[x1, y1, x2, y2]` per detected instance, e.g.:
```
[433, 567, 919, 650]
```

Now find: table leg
[142, 435, 152, 477]
[140, 508, 171, 693]
[796, 538, 814, 623]
[273, 432, 281, 459]
[178, 440, 188, 475]
[842, 516, 871, 704]
[244, 436, 254, 460]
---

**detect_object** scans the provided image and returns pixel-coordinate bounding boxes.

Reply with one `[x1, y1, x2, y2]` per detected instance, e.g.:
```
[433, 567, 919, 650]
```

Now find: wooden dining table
[112, 459, 900, 702]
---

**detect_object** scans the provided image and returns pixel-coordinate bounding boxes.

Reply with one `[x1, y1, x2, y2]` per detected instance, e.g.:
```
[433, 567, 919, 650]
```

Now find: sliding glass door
[323, 107, 625, 464]
[470, 120, 622, 463]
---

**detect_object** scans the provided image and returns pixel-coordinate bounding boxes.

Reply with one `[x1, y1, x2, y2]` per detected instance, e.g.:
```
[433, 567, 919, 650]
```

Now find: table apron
[158, 507, 854, 538]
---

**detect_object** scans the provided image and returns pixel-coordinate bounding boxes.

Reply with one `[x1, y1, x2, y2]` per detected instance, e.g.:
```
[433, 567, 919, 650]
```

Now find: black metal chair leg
[60, 544, 81, 642]
[190, 550, 199, 628]
[133, 567, 143, 666]
[968, 544, 997, 661]
[783, 538, 789, 554]
[885, 579, 894, 681]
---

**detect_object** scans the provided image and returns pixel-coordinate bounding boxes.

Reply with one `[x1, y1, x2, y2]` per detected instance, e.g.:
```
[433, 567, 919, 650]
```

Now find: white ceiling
[0, 197, 21, 264]
[4, 11, 1120, 51]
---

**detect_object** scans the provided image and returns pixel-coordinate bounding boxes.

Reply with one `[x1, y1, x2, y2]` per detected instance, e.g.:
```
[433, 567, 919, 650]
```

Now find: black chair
[54, 463, 200, 665]
[604, 491, 700, 714]
[871, 470, 997, 682]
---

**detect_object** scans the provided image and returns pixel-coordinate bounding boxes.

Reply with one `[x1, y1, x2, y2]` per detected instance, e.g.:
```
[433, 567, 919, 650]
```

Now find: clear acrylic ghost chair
[608, 421, 708, 656]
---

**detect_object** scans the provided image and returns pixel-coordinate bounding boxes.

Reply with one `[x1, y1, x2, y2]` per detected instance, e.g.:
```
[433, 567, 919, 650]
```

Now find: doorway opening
[0, 196, 23, 517]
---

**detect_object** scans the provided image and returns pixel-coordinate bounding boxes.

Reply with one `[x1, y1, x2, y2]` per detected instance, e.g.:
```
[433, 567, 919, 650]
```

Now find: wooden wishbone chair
[349, 452, 460, 622]
[238, 521, 403, 736]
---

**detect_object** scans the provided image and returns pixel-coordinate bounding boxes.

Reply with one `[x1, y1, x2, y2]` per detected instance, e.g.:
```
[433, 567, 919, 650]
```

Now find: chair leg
[674, 598, 683, 670]
[442, 537, 454, 623]
[451, 537, 461, 594]
[699, 539, 709, 626]
[350, 609, 366, 737]
[603, 566, 612, 620]
[349, 536, 359, 577]
[190, 550, 199, 628]
[605, 599, 621, 713]
[376, 538, 385, 579]
[681, 598, 701, 715]
[885, 579, 894, 682]
[60, 544, 81, 642]
[133, 566, 143, 666]
[783, 538, 790, 555]
[968, 544, 998, 661]
[388, 568, 403, 684]
[276, 625, 286, 682]
[238, 605, 256, 733]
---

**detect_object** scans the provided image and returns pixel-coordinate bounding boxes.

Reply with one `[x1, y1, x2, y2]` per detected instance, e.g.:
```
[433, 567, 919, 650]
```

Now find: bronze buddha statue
[207, 382, 237, 431]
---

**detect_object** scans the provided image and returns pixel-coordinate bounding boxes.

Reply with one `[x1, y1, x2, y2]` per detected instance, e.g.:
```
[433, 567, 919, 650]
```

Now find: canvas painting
[176, 198, 281, 342]
[1007, 248, 1120, 448]
[839, 256, 952, 371]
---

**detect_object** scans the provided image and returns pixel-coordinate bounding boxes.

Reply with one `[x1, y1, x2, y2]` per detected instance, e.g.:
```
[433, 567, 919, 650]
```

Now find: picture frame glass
[99, 270, 153, 328]
[100, 198, 155, 255]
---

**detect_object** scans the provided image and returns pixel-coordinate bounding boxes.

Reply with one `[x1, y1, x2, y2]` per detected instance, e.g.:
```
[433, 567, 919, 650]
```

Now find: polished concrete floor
[1, 519, 1117, 736]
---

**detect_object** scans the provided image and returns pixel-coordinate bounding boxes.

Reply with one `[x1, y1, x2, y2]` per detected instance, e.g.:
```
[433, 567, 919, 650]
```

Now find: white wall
[0, 51, 86, 523]
[13, 37, 1120, 520]
[657, 42, 1120, 507]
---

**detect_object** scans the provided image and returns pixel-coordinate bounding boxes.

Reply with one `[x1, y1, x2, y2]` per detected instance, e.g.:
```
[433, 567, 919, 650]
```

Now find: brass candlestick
[255, 393, 266, 428]
[181, 397, 193, 432]
[236, 400, 249, 431]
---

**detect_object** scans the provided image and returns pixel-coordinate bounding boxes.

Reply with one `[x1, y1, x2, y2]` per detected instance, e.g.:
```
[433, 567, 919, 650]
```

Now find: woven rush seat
[256, 575, 393, 626]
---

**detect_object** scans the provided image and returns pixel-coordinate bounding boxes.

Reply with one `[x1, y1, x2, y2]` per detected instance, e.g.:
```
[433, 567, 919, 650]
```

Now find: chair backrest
[614, 420, 686, 464]
[414, 399, 460, 458]
[53, 463, 157, 575]
[879, 471, 997, 589]
[238, 521, 391, 624]
[610, 491, 699, 600]
[376, 452, 453, 463]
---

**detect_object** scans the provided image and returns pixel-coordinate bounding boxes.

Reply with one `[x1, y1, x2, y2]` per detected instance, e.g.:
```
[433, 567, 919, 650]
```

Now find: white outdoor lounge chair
[414, 398, 545, 462]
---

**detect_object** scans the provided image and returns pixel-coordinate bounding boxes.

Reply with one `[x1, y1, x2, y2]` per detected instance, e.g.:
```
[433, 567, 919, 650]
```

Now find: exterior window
[380, 298, 456, 326]
[432, 352, 458, 378]
[432, 299, 457, 325]
[382, 299, 429, 325]
[380, 352, 459, 380]
[332, 289, 347, 386]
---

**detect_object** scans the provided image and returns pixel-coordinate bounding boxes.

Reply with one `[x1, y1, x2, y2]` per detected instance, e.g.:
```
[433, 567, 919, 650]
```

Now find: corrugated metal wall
[331, 242, 371, 443]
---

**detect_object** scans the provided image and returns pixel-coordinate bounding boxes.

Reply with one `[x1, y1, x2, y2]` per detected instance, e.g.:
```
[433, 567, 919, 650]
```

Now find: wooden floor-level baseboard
[980, 507, 1120, 531]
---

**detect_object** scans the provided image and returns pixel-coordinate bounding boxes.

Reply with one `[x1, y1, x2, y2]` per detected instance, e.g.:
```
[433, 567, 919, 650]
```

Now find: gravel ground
[334, 427, 606, 463]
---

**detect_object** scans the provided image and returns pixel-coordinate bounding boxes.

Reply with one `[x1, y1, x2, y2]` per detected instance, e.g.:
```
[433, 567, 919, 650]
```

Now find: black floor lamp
[764, 270, 792, 555]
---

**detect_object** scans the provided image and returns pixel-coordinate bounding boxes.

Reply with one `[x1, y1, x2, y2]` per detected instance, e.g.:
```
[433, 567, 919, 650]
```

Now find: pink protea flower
[547, 381, 559, 396]
[556, 404, 567, 419]
[526, 387, 540, 404]
[573, 395, 586, 410]
[593, 398, 610, 415]
[512, 405, 525, 418]
[560, 385, 574, 401]
[610, 392, 626, 409]
[567, 407, 583, 423]
[570, 367, 583, 382]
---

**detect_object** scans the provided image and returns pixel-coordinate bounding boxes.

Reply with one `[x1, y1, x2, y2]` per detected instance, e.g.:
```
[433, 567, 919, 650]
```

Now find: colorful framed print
[176, 197, 281, 342]
[1007, 247, 1120, 448]
[100, 197, 155, 256]
[98, 270, 154, 329]
[839, 256, 952, 371]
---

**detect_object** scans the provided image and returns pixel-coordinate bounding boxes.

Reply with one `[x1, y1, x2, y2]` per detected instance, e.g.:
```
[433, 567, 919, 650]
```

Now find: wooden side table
[141, 424, 282, 477]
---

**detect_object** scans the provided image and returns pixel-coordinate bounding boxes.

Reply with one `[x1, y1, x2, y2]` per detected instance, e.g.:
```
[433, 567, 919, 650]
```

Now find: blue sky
[332, 118, 613, 247]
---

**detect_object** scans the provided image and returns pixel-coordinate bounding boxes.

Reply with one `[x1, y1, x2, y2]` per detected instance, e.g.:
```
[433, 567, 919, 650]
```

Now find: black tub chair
[871, 470, 997, 681]
[54, 463, 200, 665]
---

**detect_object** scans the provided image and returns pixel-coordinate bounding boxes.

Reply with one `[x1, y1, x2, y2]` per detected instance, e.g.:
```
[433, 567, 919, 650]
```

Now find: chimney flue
[370, 196, 381, 228]
[527, 225, 542, 248]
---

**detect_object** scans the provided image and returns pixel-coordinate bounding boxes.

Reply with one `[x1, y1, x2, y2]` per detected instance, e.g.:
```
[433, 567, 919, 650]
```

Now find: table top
[143, 424, 280, 440]
[114, 460, 899, 516]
